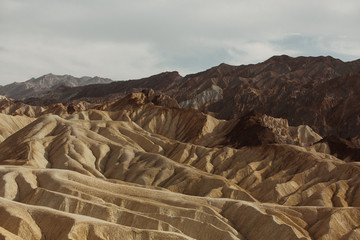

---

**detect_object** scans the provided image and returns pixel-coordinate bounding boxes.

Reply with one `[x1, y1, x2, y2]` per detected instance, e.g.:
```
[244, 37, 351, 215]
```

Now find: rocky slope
[1, 92, 360, 239]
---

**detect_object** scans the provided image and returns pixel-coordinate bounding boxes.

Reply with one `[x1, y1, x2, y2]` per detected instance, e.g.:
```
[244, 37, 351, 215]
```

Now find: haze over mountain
[1, 55, 360, 239]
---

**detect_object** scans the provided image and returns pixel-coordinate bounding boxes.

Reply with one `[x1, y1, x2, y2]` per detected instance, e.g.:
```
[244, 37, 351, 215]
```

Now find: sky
[1, 0, 360, 85]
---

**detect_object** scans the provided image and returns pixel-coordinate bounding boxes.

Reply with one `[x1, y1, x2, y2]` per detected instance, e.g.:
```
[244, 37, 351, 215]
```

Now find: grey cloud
[0, 0, 360, 84]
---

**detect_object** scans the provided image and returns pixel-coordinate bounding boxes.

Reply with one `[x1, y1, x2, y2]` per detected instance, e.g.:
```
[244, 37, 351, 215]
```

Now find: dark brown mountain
[7, 55, 360, 139]
[171, 56, 360, 138]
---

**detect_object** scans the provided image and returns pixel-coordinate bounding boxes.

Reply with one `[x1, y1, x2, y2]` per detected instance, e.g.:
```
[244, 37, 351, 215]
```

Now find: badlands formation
[1, 91, 360, 240]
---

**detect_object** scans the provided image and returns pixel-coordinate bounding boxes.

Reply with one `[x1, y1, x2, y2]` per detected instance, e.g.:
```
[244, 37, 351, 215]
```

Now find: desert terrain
[1, 56, 360, 239]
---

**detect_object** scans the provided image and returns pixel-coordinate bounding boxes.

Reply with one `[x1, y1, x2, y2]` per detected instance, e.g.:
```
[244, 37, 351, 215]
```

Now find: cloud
[225, 41, 296, 65]
[0, 0, 360, 84]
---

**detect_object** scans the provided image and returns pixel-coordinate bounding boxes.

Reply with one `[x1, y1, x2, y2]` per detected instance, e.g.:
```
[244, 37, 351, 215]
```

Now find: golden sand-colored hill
[1, 94, 360, 239]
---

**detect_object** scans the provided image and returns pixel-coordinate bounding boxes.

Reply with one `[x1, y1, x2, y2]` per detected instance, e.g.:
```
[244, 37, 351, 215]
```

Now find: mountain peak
[266, 54, 294, 62]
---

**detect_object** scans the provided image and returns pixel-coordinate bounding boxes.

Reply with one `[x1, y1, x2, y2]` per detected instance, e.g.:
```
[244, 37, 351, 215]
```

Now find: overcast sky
[1, 0, 360, 84]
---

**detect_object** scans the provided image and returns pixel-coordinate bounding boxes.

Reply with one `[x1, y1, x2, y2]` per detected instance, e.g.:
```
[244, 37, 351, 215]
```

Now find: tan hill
[1, 93, 360, 239]
[0, 95, 94, 118]
[0, 113, 34, 142]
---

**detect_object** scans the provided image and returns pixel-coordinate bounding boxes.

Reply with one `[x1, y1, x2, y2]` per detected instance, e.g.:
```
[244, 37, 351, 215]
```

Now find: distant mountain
[0, 73, 112, 100]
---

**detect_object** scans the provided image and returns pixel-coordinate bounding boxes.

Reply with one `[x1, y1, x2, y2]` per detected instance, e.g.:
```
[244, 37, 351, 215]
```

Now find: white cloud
[225, 41, 298, 65]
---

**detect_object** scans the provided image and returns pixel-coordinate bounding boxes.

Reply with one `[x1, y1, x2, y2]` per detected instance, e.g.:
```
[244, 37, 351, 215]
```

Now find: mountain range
[1, 55, 360, 239]
[2, 55, 360, 139]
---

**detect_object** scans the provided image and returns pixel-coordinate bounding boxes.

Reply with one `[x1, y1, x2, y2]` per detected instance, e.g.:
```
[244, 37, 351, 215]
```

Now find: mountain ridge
[2, 55, 360, 138]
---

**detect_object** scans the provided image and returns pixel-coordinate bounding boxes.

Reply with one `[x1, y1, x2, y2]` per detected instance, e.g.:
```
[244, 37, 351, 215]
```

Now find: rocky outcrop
[224, 111, 322, 148]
